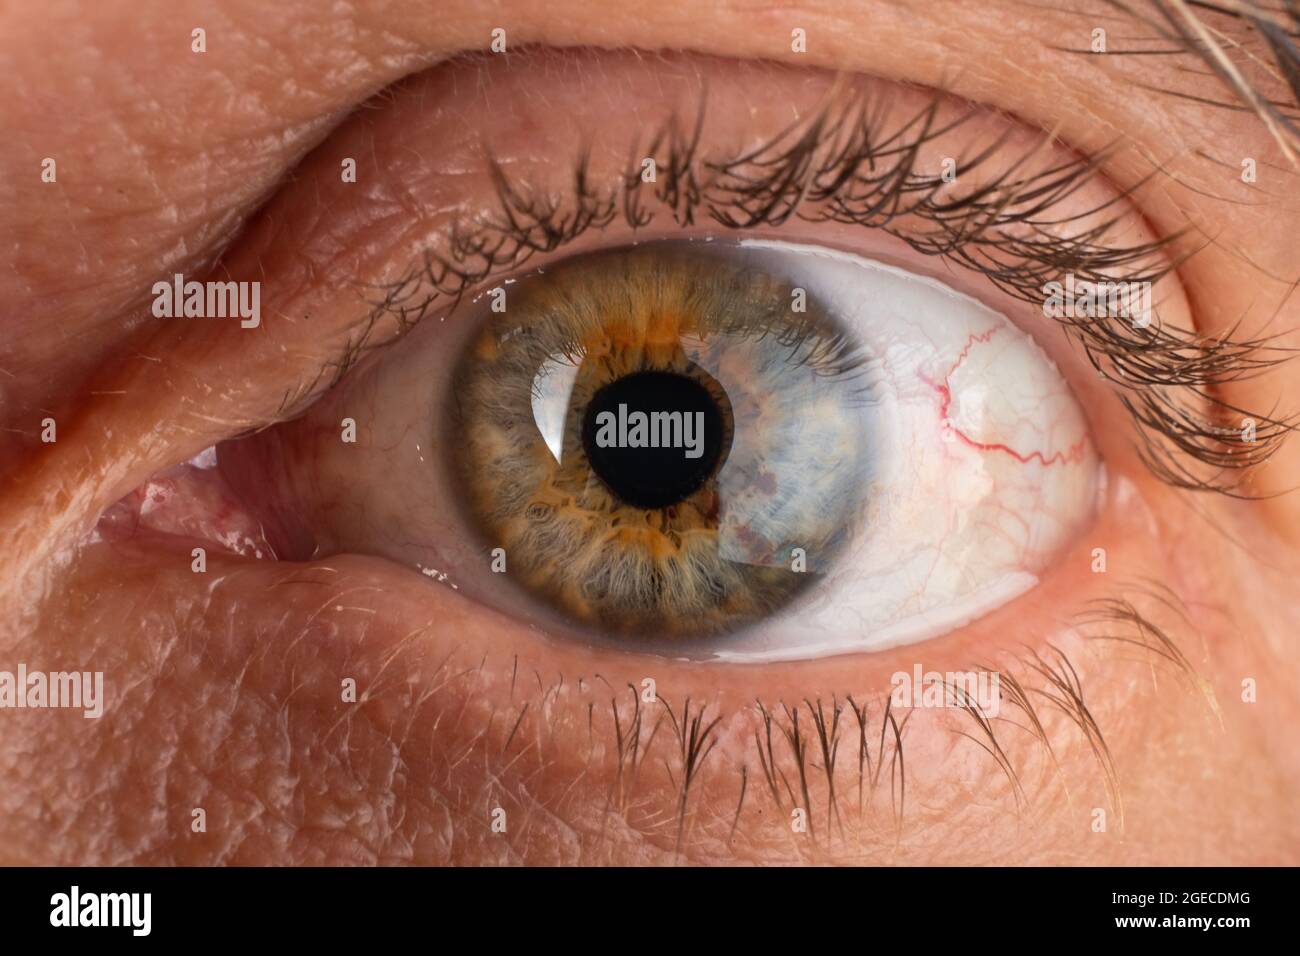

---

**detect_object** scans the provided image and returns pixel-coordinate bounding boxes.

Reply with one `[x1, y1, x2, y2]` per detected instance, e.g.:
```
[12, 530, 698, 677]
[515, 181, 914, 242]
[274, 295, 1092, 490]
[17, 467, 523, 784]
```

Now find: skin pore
[1, 0, 1298, 864]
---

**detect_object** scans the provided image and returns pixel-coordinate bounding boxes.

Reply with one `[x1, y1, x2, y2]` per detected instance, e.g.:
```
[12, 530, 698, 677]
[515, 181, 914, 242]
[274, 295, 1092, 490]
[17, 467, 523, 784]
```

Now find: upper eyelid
[297, 72, 1292, 496]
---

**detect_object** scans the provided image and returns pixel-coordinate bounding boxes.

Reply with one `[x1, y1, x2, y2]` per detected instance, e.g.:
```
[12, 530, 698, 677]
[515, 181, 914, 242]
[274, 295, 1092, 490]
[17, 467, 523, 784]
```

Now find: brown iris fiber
[450, 244, 852, 638]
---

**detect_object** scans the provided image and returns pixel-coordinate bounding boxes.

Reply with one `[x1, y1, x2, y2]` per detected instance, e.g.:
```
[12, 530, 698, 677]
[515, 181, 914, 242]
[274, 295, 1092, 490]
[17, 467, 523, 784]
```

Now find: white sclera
[685, 240, 1101, 663]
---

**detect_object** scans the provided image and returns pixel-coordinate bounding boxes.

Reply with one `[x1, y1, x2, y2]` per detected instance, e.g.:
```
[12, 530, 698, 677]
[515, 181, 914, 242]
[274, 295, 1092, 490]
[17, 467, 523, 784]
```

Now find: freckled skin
[0, 1, 1298, 865]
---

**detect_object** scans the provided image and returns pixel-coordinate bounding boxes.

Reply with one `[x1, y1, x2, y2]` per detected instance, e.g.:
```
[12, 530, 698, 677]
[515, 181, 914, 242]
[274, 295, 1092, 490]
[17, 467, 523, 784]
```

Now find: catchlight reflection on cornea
[446, 239, 1101, 662]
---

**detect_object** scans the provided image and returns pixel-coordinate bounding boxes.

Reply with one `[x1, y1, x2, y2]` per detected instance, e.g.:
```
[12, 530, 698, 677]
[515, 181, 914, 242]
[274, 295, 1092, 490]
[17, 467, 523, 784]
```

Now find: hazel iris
[449, 242, 872, 639]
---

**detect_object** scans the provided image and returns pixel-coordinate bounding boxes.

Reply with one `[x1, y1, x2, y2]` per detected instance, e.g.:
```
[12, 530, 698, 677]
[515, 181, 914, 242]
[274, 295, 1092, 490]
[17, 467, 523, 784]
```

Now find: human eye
[10, 0, 1299, 877]
[226, 232, 1101, 661]
[206, 56, 1194, 673]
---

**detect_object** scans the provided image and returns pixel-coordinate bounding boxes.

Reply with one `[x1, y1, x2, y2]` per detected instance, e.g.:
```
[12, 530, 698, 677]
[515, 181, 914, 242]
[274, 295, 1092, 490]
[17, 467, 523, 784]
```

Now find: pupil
[581, 369, 726, 509]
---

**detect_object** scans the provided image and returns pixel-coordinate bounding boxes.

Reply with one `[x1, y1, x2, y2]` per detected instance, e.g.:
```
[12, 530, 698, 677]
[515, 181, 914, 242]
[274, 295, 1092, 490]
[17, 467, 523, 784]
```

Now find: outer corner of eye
[421, 238, 1101, 662]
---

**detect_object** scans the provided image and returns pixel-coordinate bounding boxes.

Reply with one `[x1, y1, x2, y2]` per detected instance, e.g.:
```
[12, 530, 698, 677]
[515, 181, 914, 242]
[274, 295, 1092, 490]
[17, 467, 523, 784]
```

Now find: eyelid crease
[298, 65, 1296, 498]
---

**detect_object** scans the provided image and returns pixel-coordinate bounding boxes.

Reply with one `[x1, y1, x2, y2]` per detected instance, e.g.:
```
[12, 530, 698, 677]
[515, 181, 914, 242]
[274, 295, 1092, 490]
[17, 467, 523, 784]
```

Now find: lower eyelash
[749, 584, 1209, 858]
[408, 577, 1212, 862]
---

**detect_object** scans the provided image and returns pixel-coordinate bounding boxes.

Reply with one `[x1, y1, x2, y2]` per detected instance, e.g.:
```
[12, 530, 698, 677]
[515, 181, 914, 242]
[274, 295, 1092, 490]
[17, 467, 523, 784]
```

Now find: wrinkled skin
[0, 0, 1298, 865]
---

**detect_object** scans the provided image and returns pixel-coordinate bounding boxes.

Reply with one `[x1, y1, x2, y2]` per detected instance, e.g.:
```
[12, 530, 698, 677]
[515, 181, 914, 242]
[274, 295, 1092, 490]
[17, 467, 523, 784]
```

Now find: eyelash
[423, 574, 1201, 858]
[296, 72, 1295, 498]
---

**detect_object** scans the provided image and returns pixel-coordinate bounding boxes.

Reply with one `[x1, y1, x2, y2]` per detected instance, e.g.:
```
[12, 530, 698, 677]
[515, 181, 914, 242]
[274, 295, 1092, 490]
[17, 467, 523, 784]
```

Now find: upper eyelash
[312, 67, 1295, 496]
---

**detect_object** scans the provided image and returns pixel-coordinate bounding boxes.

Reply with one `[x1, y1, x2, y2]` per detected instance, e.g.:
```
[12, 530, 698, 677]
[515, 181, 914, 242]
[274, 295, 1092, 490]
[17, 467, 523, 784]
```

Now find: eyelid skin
[230, 48, 1196, 435]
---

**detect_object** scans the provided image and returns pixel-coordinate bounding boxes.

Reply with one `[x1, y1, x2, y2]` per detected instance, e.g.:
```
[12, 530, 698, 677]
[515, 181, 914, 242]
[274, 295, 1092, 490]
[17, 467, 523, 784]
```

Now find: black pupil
[581, 370, 725, 509]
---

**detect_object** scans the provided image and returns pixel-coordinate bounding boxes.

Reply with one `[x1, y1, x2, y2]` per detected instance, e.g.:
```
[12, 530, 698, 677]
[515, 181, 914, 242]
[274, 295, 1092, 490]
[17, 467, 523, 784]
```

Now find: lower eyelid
[74, 248, 1210, 858]
[60, 478, 1212, 862]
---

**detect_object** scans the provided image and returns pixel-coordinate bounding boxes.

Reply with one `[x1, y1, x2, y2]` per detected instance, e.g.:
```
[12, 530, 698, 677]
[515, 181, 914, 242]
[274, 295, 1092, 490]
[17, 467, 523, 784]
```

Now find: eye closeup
[3, 0, 1299, 926]
[217, 60, 1153, 674]
[269, 238, 1100, 660]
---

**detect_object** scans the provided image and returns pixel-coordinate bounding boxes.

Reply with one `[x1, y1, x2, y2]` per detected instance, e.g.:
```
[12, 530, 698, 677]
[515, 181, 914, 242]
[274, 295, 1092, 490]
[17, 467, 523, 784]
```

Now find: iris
[449, 242, 873, 638]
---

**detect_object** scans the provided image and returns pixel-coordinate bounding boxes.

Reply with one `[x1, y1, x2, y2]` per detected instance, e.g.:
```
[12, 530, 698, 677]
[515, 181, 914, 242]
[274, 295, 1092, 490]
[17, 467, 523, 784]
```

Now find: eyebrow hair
[325, 74, 1292, 497]
[1078, 0, 1300, 163]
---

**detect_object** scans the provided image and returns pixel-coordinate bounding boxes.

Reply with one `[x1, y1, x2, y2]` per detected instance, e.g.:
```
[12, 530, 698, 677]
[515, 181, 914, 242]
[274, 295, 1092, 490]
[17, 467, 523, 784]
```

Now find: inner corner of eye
[439, 239, 1099, 662]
